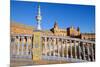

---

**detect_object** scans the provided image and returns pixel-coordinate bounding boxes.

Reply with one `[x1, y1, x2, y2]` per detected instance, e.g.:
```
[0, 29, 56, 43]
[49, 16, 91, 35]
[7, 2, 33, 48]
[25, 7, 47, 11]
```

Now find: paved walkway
[10, 58, 69, 67]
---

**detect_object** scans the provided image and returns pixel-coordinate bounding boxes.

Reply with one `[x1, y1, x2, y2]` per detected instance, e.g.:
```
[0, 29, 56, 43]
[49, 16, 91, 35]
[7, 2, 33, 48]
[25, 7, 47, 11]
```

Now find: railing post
[87, 43, 90, 61]
[53, 38, 55, 56]
[91, 44, 94, 61]
[48, 38, 51, 56]
[70, 40, 73, 58]
[29, 36, 32, 55]
[13, 36, 16, 55]
[44, 37, 47, 56]
[66, 40, 68, 59]
[21, 36, 25, 55]
[32, 31, 42, 62]
[78, 42, 82, 59]
[61, 39, 64, 57]
[57, 38, 59, 57]
[74, 40, 77, 59]
[82, 42, 86, 60]
[26, 36, 29, 55]
[61, 39, 63, 57]
[17, 36, 20, 55]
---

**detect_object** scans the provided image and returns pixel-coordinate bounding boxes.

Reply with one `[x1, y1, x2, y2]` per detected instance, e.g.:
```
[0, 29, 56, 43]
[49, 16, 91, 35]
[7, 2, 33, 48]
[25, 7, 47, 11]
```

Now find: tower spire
[36, 2, 42, 30]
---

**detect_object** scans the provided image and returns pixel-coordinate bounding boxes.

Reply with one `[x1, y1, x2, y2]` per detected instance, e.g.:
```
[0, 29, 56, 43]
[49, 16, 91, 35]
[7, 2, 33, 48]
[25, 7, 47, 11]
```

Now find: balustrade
[41, 35, 95, 62]
[11, 34, 95, 62]
[11, 35, 32, 58]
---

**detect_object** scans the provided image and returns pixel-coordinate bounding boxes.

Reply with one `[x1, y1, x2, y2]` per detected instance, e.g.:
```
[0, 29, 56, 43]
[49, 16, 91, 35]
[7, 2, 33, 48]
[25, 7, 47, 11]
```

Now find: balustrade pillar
[13, 36, 16, 55]
[44, 37, 47, 56]
[53, 38, 55, 56]
[26, 36, 29, 55]
[66, 40, 68, 59]
[91, 44, 94, 61]
[87, 43, 90, 61]
[57, 38, 60, 57]
[29, 36, 32, 55]
[70, 40, 73, 58]
[62, 39, 64, 57]
[17, 36, 20, 55]
[78, 42, 82, 59]
[82, 43, 86, 60]
[21, 36, 25, 55]
[74, 40, 77, 59]
[48, 38, 51, 56]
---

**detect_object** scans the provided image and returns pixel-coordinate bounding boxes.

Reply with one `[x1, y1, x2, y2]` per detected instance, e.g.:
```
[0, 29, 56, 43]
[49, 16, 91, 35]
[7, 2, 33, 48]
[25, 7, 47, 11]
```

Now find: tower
[77, 26, 80, 31]
[54, 21, 58, 29]
[36, 3, 42, 30]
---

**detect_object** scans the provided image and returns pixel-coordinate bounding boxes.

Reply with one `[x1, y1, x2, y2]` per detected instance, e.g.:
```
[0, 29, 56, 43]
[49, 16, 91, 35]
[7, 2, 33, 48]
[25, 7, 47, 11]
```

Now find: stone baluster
[29, 36, 32, 55]
[91, 44, 94, 61]
[44, 37, 47, 56]
[62, 39, 64, 57]
[17, 36, 20, 55]
[13, 36, 16, 55]
[87, 43, 90, 61]
[78, 42, 82, 59]
[21, 36, 25, 55]
[48, 38, 51, 56]
[66, 40, 68, 59]
[74, 40, 77, 59]
[26, 36, 29, 55]
[57, 38, 60, 57]
[53, 38, 55, 56]
[82, 42, 86, 60]
[70, 40, 73, 58]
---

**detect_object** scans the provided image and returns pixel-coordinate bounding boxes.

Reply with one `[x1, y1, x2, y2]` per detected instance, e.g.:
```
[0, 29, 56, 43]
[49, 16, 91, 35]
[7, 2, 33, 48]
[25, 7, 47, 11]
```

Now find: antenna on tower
[36, 2, 42, 30]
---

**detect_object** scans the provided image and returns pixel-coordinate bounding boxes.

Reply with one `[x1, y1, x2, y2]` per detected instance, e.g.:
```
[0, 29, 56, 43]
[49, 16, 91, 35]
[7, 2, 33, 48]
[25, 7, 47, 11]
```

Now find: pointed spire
[70, 26, 74, 29]
[77, 26, 80, 31]
[36, 2, 42, 30]
[54, 21, 58, 28]
[38, 3, 41, 16]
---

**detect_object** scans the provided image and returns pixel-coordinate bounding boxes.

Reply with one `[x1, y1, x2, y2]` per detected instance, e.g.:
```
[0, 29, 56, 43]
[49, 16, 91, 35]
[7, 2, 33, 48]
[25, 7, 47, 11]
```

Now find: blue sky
[11, 0, 95, 33]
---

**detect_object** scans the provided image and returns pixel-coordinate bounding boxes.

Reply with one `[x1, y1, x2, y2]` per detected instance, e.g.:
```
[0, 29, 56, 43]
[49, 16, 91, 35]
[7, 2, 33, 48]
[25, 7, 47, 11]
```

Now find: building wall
[11, 22, 34, 35]
[11, 22, 95, 41]
[67, 26, 80, 37]
[81, 33, 95, 41]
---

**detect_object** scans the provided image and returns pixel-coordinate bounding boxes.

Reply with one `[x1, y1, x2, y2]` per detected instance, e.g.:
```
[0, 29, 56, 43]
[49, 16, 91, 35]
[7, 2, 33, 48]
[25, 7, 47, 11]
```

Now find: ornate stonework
[11, 21, 95, 41]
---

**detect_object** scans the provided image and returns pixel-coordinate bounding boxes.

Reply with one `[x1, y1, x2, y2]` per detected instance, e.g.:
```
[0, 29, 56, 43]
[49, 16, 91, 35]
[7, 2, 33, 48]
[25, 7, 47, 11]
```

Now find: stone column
[87, 43, 90, 61]
[62, 39, 64, 57]
[70, 40, 73, 58]
[29, 36, 32, 55]
[82, 43, 86, 60]
[26, 36, 29, 55]
[44, 37, 47, 56]
[17, 36, 20, 55]
[74, 40, 77, 59]
[66, 40, 68, 59]
[13, 36, 16, 55]
[49, 38, 51, 56]
[78, 42, 82, 59]
[53, 38, 55, 56]
[32, 31, 42, 61]
[91, 44, 94, 61]
[57, 38, 60, 57]
[21, 36, 25, 55]
[21, 36, 24, 55]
